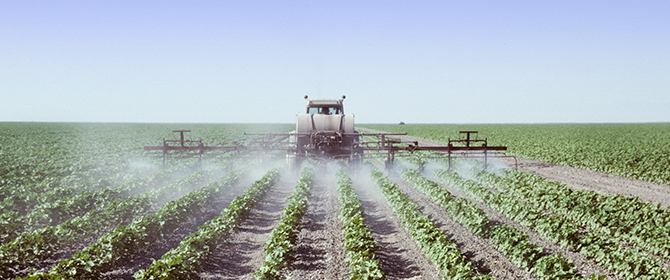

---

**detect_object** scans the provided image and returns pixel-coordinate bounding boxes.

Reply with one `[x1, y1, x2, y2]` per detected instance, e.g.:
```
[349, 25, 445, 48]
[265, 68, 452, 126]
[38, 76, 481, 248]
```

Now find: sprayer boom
[143, 99, 508, 169]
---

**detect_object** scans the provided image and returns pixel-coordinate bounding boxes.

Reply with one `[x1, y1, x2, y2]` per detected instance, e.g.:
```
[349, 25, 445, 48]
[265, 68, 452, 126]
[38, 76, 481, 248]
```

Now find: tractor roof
[306, 99, 343, 107]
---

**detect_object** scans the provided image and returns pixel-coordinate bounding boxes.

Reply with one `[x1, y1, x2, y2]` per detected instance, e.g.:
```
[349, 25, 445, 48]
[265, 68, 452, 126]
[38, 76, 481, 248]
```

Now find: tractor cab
[305, 96, 344, 115]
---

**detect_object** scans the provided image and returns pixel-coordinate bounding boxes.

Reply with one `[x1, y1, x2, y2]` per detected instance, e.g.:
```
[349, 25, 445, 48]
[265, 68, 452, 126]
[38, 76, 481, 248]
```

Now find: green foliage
[435, 169, 582, 251]
[0, 123, 291, 217]
[478, 169, 670, 279]
[370, 168, 490, 279]
[489, 225, 543, 270]
[336, 168, 385, 280]
[0, 166, 197, 279]
[407, 168, 591, 279]
[435, 168, 597, 279]
[0, 123, 290, 278]
[24, 170, 244, 279]
[255, 168, 313, 279]
[133, 168, 279, 280]
[503, 170, 670, 259]
[6, 122, 670, 279]
[402, 169, 490, 236]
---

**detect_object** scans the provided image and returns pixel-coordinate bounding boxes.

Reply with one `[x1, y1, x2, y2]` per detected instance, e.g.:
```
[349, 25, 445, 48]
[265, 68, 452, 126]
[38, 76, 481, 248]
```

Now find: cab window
[308, 107, 341, 114]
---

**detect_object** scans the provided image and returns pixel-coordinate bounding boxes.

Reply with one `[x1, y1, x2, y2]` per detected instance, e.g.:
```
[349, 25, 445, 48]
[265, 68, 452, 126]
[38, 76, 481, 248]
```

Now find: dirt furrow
[199, 177, 295, 279]
[350, 171, 443, 279]
[283, 174, 349, 279]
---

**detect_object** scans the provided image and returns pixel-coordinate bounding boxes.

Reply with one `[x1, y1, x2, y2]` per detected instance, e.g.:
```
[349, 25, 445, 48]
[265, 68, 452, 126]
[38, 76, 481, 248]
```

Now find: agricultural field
[2, 122, 670, 279]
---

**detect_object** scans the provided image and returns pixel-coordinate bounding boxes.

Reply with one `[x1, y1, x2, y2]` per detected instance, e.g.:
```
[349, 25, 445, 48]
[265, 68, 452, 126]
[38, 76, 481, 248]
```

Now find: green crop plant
[133, 169, 279, 280]
[336, 168, 385, 280]
[370, 168, 491, 280]
[255, 168, 313, 279]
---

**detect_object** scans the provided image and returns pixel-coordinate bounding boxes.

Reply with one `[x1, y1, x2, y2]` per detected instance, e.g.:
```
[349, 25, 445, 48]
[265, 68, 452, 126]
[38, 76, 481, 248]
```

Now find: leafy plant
[24, 169, 243, 279]
[475, 168, 670, 279]
[370, 168, 490, 279]
[336, 168, 385, 280]
[133, 168, 279, 280]
[406, 168, 593, 280]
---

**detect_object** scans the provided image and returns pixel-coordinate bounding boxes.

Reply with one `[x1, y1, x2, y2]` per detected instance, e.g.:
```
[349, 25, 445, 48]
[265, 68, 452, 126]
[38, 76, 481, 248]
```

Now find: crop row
[473, 169, 670, 280]
[497, 170, 670, 258]
[134, 168, 279, 280]
[1, 196, 153, 279]
[402, 169, 588, 280]
[336, 168, 385, 279]
[0, 169, 198, 278]
[434, 169, 582, 250]
[0, 168, 218, 279]
[369, 168, 490, 279]
[1, 169, 127, 220]
[255, 168, 313, 279]
[401, 169, 489, 236]
[1, 165, 190, 246]
[22, 169, 228, 279]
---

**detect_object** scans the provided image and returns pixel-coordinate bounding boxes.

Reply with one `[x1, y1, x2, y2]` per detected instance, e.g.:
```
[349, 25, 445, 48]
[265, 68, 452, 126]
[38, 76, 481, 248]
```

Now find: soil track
[498, 157, 670, 207]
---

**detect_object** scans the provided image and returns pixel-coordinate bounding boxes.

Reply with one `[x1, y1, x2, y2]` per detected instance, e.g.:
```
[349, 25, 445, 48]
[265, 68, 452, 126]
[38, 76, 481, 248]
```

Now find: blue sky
[1, 1, 668, 123]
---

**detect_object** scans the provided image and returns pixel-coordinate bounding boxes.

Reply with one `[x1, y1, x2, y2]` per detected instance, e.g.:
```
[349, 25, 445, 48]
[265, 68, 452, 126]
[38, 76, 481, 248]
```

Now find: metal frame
[144, 130, 509, 169]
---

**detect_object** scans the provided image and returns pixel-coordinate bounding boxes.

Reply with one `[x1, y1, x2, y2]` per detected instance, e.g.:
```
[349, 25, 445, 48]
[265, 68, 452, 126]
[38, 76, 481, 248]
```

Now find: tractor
[286, 95, 362, 169]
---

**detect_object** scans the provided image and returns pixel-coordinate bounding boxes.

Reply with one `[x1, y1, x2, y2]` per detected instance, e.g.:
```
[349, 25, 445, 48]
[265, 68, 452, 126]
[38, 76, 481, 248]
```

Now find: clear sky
[1, 1, 668, 124]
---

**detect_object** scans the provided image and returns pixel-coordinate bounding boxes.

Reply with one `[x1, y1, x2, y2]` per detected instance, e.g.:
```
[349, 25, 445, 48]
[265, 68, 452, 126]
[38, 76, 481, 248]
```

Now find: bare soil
[200, 168, 350, 280]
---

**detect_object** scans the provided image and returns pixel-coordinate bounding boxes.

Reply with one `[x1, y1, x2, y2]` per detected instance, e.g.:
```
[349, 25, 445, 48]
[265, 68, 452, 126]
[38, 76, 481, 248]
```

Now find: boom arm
[144, 130, 507, 170]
